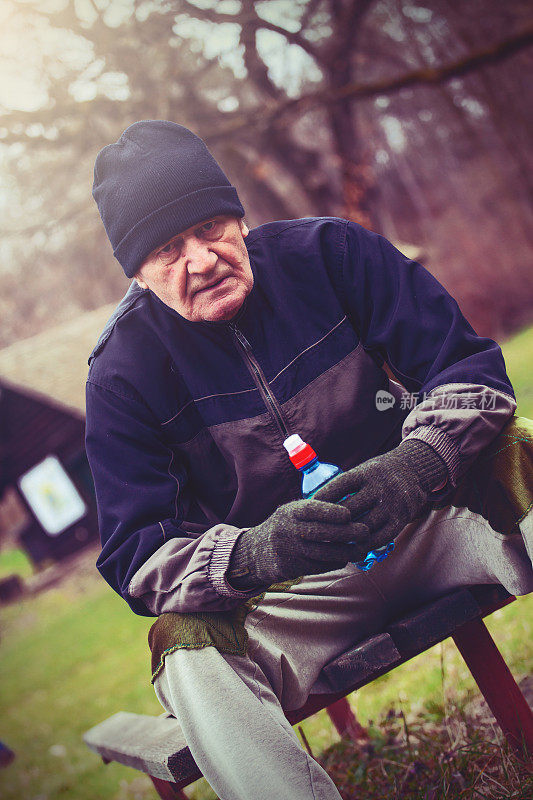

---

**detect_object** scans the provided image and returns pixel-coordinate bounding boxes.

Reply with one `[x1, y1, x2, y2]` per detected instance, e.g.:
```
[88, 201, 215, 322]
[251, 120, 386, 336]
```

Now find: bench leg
[150, 775, 189, 799]
[326, 697, 368, 742]
[452, 617, 533, 758]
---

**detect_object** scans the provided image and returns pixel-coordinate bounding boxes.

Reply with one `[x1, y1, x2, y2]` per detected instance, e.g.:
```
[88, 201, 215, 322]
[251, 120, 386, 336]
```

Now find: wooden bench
[83, 584, 533, 799]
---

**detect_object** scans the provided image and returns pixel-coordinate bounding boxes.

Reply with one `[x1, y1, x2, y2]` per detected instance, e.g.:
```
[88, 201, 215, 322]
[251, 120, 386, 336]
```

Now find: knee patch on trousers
[149, 606, 249, 683]
[148, 577, 303, 683]
[435, 415, 533, 535]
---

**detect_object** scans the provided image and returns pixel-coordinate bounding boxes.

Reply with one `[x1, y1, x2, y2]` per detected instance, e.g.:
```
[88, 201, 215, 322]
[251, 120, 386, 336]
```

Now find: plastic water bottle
[283, 434, 394, 571]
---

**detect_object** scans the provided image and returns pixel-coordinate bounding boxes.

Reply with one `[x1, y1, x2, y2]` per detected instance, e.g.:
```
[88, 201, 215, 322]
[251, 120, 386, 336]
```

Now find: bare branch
[178, 0, 321, 59]
[300, 0, 323, 32]
[344, 0, 376, 45]
[327, 0, 343, 19]
[204, 24, 533, 141]
[178, 0, 246, 23]
[240, 19, 280, 100]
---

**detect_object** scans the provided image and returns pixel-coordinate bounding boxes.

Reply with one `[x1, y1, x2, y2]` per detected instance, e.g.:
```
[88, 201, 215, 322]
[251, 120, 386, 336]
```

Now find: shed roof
[0, 304, 115, 416]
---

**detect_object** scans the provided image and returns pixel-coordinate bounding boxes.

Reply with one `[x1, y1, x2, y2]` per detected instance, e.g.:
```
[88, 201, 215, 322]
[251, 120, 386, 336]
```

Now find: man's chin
[206, 303, 243, 322]
[195, 289, 248, 322]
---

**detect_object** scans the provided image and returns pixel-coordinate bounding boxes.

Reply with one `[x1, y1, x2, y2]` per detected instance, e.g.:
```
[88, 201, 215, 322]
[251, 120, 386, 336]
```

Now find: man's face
[135, 216, 253, 323]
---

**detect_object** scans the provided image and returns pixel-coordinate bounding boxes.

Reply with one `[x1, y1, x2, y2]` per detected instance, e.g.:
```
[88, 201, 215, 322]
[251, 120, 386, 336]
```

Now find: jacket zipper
[228, 323, 290, 440]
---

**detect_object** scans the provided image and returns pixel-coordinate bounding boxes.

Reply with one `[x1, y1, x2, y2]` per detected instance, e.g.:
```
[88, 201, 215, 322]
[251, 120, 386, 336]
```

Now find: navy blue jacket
[85, 218, 516, 616]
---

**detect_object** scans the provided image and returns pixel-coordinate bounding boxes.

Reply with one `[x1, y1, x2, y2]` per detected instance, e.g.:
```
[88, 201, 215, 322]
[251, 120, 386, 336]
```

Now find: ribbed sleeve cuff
[207, 527, 258, 599]
[403, 424, 461, 487]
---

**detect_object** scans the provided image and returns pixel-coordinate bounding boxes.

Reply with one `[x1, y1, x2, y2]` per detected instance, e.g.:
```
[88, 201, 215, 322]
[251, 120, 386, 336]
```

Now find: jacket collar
[88, 281, 148, 366]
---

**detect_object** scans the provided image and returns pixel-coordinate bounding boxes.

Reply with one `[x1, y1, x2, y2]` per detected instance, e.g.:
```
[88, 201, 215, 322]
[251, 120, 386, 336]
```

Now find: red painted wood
[150, 775, 189, 800]
[286, 690, 355, 725]
[452, 618, 533, 759]
[326, 697, 369, 742]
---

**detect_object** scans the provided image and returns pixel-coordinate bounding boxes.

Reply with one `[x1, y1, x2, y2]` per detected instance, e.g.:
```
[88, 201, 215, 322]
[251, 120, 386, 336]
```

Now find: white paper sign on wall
[18, 455, 87, 536]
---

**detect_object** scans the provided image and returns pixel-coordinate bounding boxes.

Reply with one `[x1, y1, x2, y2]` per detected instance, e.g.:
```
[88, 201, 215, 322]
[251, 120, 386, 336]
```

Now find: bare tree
[0, 0, 532, 345]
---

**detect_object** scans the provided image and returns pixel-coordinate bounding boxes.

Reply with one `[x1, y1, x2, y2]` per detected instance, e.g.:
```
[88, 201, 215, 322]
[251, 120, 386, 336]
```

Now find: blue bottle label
[300, 461, 394, 572]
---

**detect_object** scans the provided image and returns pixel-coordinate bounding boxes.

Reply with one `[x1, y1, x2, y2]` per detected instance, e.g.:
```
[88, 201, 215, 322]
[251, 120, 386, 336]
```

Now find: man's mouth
[196, 276, 229, 293]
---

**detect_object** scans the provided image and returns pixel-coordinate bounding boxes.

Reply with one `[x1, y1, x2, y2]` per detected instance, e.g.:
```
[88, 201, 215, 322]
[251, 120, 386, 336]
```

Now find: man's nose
[184, 237, 217, 273]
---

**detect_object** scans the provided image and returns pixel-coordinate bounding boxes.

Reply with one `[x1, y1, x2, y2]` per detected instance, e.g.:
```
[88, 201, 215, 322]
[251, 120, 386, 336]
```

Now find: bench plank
[320, 632, 401, 693]
[83, 712, 202, 785]
[385, 585, 512, 658]
[385, 588, 481, 657]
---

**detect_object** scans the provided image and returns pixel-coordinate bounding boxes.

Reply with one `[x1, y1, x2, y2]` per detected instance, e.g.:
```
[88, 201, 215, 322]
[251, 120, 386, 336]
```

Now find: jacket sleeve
[338, 221, 517, 493]
[85, 379, 258, 616]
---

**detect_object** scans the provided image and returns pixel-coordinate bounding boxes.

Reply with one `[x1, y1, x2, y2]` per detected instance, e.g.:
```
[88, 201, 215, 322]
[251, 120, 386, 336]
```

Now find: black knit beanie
[92, 120, 245, 278]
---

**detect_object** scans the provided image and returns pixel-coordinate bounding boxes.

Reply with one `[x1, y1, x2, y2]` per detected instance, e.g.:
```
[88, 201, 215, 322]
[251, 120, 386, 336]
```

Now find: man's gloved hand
[313, 439, 448, 553]
[227, 499, 371, 591]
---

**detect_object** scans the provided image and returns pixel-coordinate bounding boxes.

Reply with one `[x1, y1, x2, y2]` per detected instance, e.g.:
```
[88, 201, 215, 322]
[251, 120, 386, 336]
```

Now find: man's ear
[239, 218, 249, 238]
[134, 272, 148, 289]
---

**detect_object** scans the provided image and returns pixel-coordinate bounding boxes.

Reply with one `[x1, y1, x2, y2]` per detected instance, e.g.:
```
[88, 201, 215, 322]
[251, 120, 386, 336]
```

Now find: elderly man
[86, 120, 532, 800]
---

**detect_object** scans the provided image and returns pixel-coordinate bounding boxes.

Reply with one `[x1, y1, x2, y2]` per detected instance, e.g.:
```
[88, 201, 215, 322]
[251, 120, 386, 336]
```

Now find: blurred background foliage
[1, 4, 533, 798]
[0, 0, 532, 348]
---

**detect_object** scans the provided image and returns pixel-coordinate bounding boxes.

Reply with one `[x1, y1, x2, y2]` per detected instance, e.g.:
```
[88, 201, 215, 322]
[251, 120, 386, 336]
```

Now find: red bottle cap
[283, 434, 317, 469]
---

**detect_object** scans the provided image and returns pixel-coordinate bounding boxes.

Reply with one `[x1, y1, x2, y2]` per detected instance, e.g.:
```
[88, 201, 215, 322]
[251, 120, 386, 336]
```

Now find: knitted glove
[227, 498, 371, 591]
[313, 439, 448, 552]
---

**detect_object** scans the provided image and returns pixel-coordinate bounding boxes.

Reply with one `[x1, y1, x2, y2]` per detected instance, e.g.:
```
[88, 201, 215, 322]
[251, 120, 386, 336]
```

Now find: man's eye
[158, 240, 180, 259]
[200, 220, 223, 237]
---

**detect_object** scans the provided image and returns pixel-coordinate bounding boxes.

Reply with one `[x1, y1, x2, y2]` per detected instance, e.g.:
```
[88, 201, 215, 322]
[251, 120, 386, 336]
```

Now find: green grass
[318, 703, 533, 799]
[0, 564, 162, 800]
[1, 324, 532, 800]
[0, 547, 33, 580]
[501, 323, 533, 419]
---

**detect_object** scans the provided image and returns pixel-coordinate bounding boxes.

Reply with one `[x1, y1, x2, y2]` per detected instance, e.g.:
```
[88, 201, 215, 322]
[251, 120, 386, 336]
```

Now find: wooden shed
[0, 305, 115, 567]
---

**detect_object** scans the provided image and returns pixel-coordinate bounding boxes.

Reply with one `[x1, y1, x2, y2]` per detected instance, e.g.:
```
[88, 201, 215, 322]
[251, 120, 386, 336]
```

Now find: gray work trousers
[154, 503, 533, 800]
